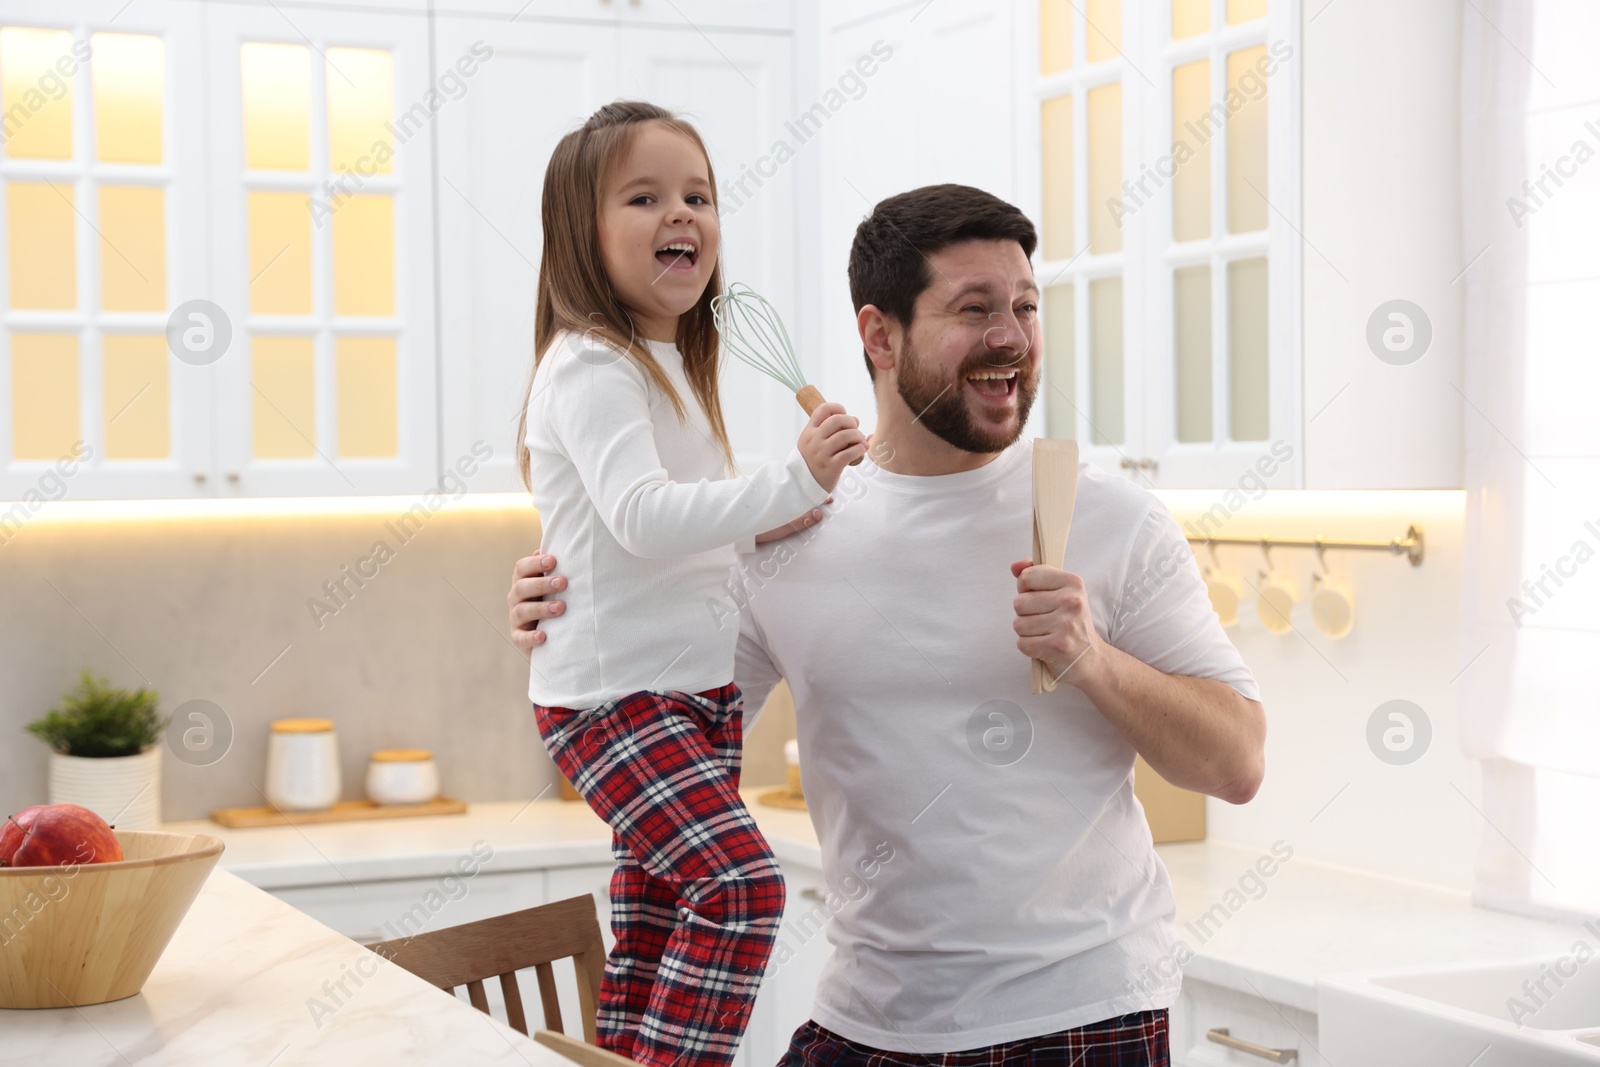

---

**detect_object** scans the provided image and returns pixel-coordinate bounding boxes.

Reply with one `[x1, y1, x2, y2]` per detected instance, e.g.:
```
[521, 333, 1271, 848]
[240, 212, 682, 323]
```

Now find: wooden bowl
[0, 829, 224, 1009]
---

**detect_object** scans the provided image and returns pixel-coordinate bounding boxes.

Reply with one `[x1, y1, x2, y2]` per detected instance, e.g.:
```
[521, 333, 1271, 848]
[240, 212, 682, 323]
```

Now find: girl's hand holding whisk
[798, 402, 868, 492]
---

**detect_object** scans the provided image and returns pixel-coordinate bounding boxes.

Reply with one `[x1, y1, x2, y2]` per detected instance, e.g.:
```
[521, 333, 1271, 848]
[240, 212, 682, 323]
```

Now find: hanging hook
[1206, 540, 1221, 571]
[1315, 538, 1330, 575]
[1259, 536, 1273, 570]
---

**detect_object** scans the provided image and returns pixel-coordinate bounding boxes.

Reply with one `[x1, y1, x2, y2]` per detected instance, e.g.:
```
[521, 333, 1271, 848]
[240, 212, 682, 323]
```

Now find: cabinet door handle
[799, 888, 825, 902]
[1206, 1028, 1296, 1063]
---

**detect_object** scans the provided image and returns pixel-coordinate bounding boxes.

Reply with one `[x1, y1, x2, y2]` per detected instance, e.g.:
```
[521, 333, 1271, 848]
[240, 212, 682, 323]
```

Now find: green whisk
[710, 282, 861, 465]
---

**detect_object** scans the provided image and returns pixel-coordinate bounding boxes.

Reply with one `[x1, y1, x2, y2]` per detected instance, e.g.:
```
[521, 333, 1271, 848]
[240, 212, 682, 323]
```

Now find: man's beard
[895, 337, 1038, 454]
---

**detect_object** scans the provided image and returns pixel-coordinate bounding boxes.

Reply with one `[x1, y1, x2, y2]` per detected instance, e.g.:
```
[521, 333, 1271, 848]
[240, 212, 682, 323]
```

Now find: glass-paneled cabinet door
[0, 1, 208, 502]
[1030, 0, 1144, 481]
[204, 5, 437, 497]
[1140, 0, 1300, 488]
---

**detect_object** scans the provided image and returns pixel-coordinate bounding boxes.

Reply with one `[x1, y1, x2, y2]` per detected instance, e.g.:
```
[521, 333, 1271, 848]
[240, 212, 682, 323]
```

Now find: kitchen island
[141, 792, 1591, 1067]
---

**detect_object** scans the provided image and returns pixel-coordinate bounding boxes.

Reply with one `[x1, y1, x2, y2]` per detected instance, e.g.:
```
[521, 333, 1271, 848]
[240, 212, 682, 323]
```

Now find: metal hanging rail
[1185, 525, 1424, 567]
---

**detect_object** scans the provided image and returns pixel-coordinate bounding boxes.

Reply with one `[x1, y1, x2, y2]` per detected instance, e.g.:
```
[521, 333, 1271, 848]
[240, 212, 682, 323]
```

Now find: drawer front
[272, 868, 544, 945]
[1171, 978, 1321, 1067]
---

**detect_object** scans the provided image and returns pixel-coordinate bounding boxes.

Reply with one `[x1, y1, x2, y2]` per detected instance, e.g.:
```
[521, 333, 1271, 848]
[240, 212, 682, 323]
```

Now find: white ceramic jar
[365, 749, 440, 806]
[264, 718, 341, 812]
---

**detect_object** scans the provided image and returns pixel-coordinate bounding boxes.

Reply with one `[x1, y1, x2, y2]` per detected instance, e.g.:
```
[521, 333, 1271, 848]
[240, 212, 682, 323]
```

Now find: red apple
[0, 805, 47, 866]
[5, 803, 124, 868]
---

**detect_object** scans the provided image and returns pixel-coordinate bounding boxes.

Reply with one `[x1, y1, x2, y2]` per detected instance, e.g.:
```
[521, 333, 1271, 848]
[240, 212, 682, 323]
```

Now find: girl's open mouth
[966, 368, 1019, 402]
[655, 241, 698, 271]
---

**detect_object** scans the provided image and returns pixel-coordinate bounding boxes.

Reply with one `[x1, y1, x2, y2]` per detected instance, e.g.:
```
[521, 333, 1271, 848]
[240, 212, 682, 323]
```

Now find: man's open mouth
[966, 368, 1019, 401]
[655, 240, 699, 271]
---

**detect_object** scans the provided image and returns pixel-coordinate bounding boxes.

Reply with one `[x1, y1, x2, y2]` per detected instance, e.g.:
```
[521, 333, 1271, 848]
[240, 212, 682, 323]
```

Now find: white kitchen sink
[1320, 956, 1600, 1065]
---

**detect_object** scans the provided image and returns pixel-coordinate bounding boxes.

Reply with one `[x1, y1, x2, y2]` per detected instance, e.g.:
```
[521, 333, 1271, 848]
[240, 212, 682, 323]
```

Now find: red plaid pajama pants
[534, 683, 784, 1067]
[777, 1011, 1169, 1066]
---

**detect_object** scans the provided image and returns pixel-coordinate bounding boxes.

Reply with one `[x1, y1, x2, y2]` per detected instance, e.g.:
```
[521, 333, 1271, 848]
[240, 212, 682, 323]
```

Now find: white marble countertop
[1156, 841, 1586, 1014]
[0, 866, 570, 1067]
[163, 790, 823, 889]
[165, 794, 1589, 1018]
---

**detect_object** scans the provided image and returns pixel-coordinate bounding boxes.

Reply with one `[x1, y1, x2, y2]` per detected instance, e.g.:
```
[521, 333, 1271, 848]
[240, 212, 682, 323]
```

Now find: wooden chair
[367, 894, 631, 1064]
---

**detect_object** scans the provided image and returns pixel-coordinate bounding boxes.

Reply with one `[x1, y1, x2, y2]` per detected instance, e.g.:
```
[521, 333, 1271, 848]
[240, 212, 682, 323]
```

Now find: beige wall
[0, 504, 791, 822]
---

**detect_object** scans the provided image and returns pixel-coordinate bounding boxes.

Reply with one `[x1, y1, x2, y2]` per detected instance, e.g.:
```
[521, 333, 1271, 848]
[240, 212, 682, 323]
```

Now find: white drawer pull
[1206, 1028, 1297, 1063]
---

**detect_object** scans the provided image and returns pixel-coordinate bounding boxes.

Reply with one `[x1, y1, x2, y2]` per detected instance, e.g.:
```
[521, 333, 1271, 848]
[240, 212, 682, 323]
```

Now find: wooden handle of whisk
[794, 385, 863, 466]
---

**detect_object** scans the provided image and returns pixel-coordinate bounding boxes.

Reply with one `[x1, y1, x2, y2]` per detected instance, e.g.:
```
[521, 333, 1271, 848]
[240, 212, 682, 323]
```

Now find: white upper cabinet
[811, 0, 1019, 429]
[617, 25, 798, 475]
[1298, 0, 1463, 489]
[1023, 0, 1302, 491]
[4, 0, 1457, 500]
[435, 9, 798, 491]
[431, 0, 790, 32]
[434, 16, 622, 493]
[203, 4, 439, 497]
[0, 0, 209, 501]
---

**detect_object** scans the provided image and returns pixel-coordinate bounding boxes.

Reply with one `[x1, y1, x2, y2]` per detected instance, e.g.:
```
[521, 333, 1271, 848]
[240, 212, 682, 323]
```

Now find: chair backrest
[368, 893, 606, 1041]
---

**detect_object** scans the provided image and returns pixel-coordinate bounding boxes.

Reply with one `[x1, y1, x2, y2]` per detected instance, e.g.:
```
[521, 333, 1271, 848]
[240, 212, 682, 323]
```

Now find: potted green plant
[25, 671, 169, 829]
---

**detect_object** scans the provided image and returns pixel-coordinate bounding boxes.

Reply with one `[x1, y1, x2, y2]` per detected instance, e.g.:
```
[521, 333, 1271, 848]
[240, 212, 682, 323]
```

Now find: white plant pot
[47, 746, 162, 830]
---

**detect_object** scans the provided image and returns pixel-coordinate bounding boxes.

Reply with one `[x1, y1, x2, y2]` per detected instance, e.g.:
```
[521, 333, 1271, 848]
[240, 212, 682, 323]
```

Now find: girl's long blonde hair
[517, 100, 733, 491]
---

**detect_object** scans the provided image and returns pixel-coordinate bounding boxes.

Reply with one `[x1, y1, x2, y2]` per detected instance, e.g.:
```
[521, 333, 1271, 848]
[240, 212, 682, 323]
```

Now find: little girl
[516, 101, 865, 1067]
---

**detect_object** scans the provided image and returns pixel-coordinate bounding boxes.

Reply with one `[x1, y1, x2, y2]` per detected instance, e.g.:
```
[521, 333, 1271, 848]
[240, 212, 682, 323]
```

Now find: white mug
[1312, 571, 1356, 639]
[366, 749, 441, 806]
[1255, 569, 1298, 634]
[1205, 567, 1245, 627]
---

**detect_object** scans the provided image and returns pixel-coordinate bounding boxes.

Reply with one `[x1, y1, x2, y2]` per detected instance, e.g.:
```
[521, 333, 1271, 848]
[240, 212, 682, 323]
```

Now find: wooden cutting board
[210, 797, 467, 828]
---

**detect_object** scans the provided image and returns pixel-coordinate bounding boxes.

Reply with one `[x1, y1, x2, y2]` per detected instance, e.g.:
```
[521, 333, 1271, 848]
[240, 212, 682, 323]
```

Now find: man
[509, 184, 1265, 1065]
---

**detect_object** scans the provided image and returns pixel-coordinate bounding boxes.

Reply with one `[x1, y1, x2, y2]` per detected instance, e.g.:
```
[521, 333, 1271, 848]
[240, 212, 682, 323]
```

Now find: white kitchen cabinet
[811, 0, 1019, 428]
[745, 860, 832, 1064]
[2, 0, 796, 501]
[618, 23, 800, 476]
[0, 1, 442, 500]
[1297, 0, 1464, 489]
[268, 855, 828, 1064]
[203, 3, 440, 497]
[271, 862, 618, 1035]
[435, 10, 800, 492]
[271, 867, 546, 945]
[0, 0, 211, 501]
[544, 862, 617, 1037]
[430, 0, 790, 33]
[1018, 0, 1303, 491]
[1170, 976, 1322, 1067]
[433, 15, 622, 492]
[538, 857, 831, 1066]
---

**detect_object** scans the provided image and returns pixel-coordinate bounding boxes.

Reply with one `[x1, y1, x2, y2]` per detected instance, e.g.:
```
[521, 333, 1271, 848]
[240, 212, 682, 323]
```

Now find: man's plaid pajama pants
[534, 683, 784, 1067]
[777, 1010, 1170, 1066]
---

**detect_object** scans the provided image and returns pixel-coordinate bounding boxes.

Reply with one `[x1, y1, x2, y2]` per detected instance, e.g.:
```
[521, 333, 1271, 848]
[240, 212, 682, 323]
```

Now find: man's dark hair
[847, 184, 1038, 380]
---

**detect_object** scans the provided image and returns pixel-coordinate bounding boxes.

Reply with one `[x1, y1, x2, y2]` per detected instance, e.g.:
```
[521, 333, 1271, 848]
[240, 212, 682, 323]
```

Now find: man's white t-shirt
[730, 441, 1261, 1052]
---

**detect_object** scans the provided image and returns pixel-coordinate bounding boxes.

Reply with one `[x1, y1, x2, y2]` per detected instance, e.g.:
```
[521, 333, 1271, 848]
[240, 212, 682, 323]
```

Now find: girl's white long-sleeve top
[524, 332, 829, 710]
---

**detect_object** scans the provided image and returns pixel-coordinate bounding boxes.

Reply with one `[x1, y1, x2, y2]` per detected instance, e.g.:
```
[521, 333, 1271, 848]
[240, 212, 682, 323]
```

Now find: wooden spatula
[1031, 438, 1081, 694]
